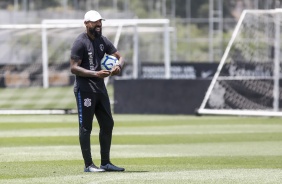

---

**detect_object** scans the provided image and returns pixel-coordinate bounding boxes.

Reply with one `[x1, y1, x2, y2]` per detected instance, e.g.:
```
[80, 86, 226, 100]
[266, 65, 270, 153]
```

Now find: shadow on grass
[124, 171, 149, 173]
[98, 171, 149, 173]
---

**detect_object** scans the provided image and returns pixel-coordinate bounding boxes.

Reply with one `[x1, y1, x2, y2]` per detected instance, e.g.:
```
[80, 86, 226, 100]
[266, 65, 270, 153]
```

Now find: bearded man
[70, 10, 125, 172]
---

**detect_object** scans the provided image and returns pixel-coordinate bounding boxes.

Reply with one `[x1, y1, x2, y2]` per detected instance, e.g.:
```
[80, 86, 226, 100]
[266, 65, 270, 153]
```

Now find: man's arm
[110, 51, 124, 76]
[112, 51, 124, 68]
[70, 58, 111, 78]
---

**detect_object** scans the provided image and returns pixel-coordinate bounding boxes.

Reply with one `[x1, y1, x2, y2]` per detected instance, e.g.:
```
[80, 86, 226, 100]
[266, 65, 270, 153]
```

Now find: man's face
[87, 20, 102, 38]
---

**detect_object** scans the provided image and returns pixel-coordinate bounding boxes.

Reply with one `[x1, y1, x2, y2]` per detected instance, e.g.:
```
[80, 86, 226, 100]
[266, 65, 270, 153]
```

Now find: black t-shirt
[71, 33, 117, 93]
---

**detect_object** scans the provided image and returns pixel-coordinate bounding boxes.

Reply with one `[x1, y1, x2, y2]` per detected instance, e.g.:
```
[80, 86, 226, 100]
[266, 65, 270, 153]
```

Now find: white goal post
[197, 9, 282, 117]
[41, 19, 171, 88]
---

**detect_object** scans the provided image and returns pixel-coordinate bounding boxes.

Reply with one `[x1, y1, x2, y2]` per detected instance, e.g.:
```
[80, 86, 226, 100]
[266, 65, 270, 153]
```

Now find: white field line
[1, 169, 282, 184]
[1, 124, 282, 137]
[1, 142, 282, 162]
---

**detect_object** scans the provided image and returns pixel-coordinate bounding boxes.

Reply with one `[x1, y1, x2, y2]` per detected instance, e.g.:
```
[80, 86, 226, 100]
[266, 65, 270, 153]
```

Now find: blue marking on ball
[101, 55, 118, 70]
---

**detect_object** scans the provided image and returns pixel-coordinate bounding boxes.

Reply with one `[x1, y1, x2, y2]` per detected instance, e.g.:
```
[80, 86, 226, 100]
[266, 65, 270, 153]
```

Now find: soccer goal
[0, 19, 171, 114]
[41, 19, 171, 88]
[197, 9, 282, 117]
[0, 19, 171, 88]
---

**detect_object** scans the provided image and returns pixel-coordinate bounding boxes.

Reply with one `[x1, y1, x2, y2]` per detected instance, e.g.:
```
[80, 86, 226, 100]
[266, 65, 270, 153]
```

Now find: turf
[1, 115, 282, 183]
[0, 85, 113, 110]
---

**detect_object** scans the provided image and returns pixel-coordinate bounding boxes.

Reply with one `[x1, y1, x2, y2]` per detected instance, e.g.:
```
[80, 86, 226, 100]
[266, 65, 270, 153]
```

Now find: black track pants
[75, 90, 114, 166]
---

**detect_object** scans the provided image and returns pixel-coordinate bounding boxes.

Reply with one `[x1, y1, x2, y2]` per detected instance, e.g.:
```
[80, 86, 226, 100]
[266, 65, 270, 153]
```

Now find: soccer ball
[101, 55, 118, 70]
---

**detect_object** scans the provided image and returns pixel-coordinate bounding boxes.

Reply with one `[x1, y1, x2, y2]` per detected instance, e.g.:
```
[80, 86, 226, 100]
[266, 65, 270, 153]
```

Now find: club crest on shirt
[99, 44, 104, 51]
[84, 98, 91, 107]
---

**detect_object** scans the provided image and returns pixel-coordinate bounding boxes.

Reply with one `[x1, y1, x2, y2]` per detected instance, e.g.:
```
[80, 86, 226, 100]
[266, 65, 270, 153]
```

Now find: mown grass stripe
[1, 158, 282, 183]
[1, 143, 282, 162]
[0, 87, 76, 109]
[0, 115, 78, 123]
[1, 133, 282, 146]
[3, 155, 282, 169]
[0, 123, 77, 130]
[1, 170, 282, 184]
[1, 115, 282, 126]
[2, 124, 282, 137]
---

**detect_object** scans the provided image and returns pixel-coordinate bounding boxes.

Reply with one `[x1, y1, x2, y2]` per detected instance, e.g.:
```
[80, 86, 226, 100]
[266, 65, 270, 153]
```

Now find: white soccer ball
[101, 55, 118, 70]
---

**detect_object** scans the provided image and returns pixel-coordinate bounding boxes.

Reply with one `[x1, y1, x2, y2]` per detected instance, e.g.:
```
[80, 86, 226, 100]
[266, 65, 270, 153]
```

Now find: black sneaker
[84, 163, 105, 172]
[100, 163, 125, 172]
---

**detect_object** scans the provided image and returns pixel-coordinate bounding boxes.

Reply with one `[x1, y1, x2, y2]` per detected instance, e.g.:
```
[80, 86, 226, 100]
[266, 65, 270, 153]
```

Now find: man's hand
[95, 70, 111, 78]
[110, 65, 121, 76]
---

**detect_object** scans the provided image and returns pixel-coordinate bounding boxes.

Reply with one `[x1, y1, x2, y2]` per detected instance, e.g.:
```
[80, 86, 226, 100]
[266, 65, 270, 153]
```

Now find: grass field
[0, 86, 112, 110]
[1, 114, 282, 183]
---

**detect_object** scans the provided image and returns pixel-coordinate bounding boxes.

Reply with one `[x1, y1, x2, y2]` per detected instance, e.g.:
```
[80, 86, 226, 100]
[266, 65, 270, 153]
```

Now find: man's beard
[90, 26, 102, 38]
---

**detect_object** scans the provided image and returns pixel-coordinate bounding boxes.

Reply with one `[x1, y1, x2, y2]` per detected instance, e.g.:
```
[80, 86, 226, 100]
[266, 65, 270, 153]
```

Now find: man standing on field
[70, 10, 125, 172]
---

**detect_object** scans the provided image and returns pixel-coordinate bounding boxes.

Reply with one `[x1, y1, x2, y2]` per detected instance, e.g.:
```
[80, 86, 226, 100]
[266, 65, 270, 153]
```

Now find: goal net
[0, 19, 170, 89]
[197, 9, 282, 117]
